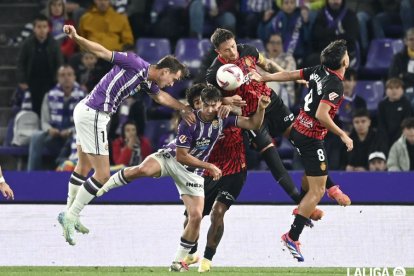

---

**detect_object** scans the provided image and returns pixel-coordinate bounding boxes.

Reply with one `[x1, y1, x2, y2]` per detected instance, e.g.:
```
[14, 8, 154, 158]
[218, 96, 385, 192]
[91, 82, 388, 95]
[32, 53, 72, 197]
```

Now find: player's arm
[150, 91, 196, 125]
[316, 102, 353, 151]
[176, 147, 222, 180]
[236, 96, 271, 130]
[0, 166, 14, 200]
[256, 53, 285, 73]
[63, 25, 112, 61]
[251, 69, 302, 83]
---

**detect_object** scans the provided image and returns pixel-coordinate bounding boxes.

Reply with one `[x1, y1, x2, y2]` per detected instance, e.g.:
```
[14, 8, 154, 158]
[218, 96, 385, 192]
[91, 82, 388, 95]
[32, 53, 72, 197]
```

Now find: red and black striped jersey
[206, 44, 272, 116]
[293, 65, 344, 140]
[203, 127, 246, 177]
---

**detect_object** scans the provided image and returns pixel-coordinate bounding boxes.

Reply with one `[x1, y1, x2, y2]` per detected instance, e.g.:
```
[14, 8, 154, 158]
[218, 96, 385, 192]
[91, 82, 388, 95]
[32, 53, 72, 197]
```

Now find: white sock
[66, 172, 87, 210]
[102, 169, 129, 192]
[174, 238, 195, 262]
[67, 177, 102, 218]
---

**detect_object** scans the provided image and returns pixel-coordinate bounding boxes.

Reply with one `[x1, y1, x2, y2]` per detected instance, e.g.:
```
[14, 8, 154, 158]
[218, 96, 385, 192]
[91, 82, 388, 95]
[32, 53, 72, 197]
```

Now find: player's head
[320, 39, 349, 71]
[200, 85, 223, 120]
[186, 83, 207, 110]
[154, 55, 188, 88]
[401, 117, 414, 145]
[385, 77, 404, 102]
[33, 14, 49, 42]
[211, 28, 238, 62]
[352, 109, 371, 135]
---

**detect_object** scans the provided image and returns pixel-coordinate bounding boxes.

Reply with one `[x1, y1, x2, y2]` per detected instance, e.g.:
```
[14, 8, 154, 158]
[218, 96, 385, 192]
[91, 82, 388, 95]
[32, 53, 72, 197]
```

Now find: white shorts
[149, 149, 205, 197]
[74, 100, 111, 155]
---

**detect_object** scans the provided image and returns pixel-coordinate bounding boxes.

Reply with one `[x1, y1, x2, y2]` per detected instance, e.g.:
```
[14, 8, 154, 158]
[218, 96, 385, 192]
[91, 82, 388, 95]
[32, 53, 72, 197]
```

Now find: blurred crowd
[2, 0, 414, 172]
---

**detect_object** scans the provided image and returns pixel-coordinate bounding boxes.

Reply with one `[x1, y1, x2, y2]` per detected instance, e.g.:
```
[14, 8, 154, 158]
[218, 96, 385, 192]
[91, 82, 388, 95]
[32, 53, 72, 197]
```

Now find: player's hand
[218, 105, 231, 119]
[341, 134, 353, 152]
[63, 25, 77, 39]
[248, 71, 263, 82]
[258, 95, 271, 110]
[207, 164, 222, 181]
[0, 183, 14, 200]
[180, 107, 196, 125]
[223, 95, 247, 107]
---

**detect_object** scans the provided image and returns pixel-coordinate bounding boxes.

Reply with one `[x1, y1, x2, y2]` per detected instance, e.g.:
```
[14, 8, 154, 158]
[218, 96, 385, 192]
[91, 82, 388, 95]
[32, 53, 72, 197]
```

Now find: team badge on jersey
[178, 135, 187, 144]
[328, 92, 339, 101]
[212, 120, 219, 129]
[320, 162, 327, 171]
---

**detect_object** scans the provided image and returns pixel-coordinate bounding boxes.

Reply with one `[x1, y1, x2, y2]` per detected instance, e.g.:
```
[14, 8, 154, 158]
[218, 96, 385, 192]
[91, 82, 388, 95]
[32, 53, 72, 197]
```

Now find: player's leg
[96, 155, 162, 196]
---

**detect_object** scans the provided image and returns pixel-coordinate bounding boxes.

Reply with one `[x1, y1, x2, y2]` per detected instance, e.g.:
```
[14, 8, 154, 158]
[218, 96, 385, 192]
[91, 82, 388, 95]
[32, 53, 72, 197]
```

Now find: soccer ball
[216, 64, 244, 91]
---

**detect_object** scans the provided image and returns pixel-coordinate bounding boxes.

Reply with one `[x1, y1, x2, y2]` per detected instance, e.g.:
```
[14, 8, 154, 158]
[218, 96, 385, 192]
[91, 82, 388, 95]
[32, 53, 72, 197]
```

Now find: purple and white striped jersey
[164, 110, 238, 175]
[84, 51, 160, 114]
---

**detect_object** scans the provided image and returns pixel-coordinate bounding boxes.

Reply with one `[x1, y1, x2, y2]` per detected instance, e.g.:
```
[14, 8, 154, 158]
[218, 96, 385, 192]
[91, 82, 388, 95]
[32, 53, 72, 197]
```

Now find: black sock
[262, 147, 301, 204]
[326, 176, 335, 189]
[289, 214, 308, 241]
[204, 246, 216, 261]
[189, 241, 198, 254]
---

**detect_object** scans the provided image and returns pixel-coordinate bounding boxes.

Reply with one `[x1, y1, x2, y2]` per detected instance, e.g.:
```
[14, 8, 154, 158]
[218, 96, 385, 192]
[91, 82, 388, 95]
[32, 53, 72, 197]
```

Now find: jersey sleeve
[111, 52, 141, 72]
[300, 66, 319, 81]
[321, 81, 344, 107]
[148, 82, 160, 95]
[175, 120, 193, 149]
[206, 62, 220, 88]
[223, 115, 238, 128]
[240, 44, 260, 61]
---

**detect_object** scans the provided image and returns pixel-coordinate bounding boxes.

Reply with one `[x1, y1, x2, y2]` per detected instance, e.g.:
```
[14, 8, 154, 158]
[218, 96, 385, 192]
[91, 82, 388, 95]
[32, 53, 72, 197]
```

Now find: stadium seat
[164, 79, 193, 99]
[354, 80, 385, 114]
[363, 39, 403, 76]
[237, 39, 265, 53]
[136, 38, 171, 64]
[175, 39, 210, 76]
[277, 137, 294, 159]
[144, 120, 171, 148]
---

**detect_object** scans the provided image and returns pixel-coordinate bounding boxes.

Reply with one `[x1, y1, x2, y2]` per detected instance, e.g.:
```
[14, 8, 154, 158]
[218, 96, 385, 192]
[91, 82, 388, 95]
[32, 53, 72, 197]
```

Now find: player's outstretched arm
[176, 148, 222, 181]
[250, 70, 302, 83]
[63, 25, 112, 61]
[316, 102, 353, 152]
[257, 57, 285, 73]
[150, 91, 196, 125]
[236, 96, 271, 130]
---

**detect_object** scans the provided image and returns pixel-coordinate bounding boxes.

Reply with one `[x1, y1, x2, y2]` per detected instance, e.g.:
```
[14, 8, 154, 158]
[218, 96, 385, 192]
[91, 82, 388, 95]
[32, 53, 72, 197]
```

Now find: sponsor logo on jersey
[329, 92, 339, 101]
[178, 135, 187, 144]
[212, 120, 219, 129]
[186, 182, 204, 189]
[196, 137, 211, 149]
[320, 162, 327, 171]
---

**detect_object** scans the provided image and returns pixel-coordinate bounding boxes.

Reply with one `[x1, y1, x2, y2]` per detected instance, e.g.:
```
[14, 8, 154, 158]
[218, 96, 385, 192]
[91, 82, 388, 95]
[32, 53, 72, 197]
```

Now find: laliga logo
[346, 267, 406, 276]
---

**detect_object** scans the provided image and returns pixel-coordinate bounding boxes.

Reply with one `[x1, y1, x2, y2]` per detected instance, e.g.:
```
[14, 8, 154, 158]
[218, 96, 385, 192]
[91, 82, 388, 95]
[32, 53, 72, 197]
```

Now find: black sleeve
[239, 44, 260, 61]
[321, 80, 344, 106]
[300, 66, 319, 81]
[206, 60, 221, 88]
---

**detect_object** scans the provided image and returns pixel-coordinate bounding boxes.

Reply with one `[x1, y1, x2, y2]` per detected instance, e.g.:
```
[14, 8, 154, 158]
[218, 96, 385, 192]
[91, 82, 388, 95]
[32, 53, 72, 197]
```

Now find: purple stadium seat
[237, 39, 265, 53]
[164, 79, 193, 99]
[363, 39, 403, 75]
[200, 39, 212, 55]
[175, 39, 210, 76]
[144, 119, 171, 148]
[136, 38, 171, 64]
[355, 80, 384, 114]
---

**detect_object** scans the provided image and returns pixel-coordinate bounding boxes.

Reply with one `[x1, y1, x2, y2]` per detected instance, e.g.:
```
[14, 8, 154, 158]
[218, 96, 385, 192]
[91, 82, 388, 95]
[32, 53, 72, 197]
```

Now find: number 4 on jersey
[304, 89, 313, 112]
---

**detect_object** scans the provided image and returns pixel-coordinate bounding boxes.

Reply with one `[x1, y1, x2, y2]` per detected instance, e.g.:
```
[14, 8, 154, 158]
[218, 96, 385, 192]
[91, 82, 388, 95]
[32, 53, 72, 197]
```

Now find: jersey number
[317, 149, 325, 161]
[304, 89, 313, 112]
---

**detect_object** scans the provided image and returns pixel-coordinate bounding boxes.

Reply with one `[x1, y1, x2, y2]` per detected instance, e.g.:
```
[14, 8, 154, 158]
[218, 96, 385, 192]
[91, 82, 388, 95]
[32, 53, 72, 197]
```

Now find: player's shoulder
[237, 44, 259, 57]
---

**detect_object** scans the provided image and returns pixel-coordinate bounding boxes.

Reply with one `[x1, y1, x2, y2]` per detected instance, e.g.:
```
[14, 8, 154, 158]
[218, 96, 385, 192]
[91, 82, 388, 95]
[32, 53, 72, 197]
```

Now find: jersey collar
[326, 67, 344, 81]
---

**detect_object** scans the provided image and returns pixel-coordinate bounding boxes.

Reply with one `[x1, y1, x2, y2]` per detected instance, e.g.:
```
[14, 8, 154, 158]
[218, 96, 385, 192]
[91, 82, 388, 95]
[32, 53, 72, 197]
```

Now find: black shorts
[183, 171, 247, 218]
[247, 91, 294, 150]
[289, 127, 328, 176]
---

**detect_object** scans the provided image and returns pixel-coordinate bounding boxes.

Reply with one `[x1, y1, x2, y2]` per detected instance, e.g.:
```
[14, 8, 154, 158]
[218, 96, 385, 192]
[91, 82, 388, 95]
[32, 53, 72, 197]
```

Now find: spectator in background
[341, 109, 388, 171]
[239, 0, 275, 38]
[111, 121, 152, 167]
[78, 0, 133, 51]
[368, 151, 387, 171]
[70, 52, 108, 92]
[260, 33, 297, 108]
[337, 69, 367, 133]
[378, 78, 413, 149]
[27, 65, 85, 171]
[259, 0, 311, 64]
[387, 117, 414, 171]
[189, 0, 237, 39]
[389, 27, 414, 109]
[0, 166, 14, 200]
[400, 0, 414, 33]
[157, 111, 181, 149]
[307, 0, 359, 67]
[373, 0, 402, 39]
[46, 0, 77, 59]
[17, 14, 63, 117]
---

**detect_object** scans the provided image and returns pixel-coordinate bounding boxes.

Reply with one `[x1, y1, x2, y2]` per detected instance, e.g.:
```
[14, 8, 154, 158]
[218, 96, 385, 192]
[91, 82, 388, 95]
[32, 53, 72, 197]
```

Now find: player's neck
[147, 65, 156, 81]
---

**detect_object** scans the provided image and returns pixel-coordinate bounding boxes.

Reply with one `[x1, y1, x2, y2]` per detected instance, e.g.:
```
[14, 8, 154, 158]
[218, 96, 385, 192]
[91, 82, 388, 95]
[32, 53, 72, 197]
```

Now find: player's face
[386, 85, 404, 102]
[216, 38, 239, 62]
[157, 69, 182, 88]
[342, 50, 350, 69]
[192, 96, 202, 110]
[33, 20, 49, 41]
[57, 67, 76, 89]
[201, 100, 222, 120]
[369, 159, 387, 171]
[403, 128, 414, 145]
[352, 116, 370, 135]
